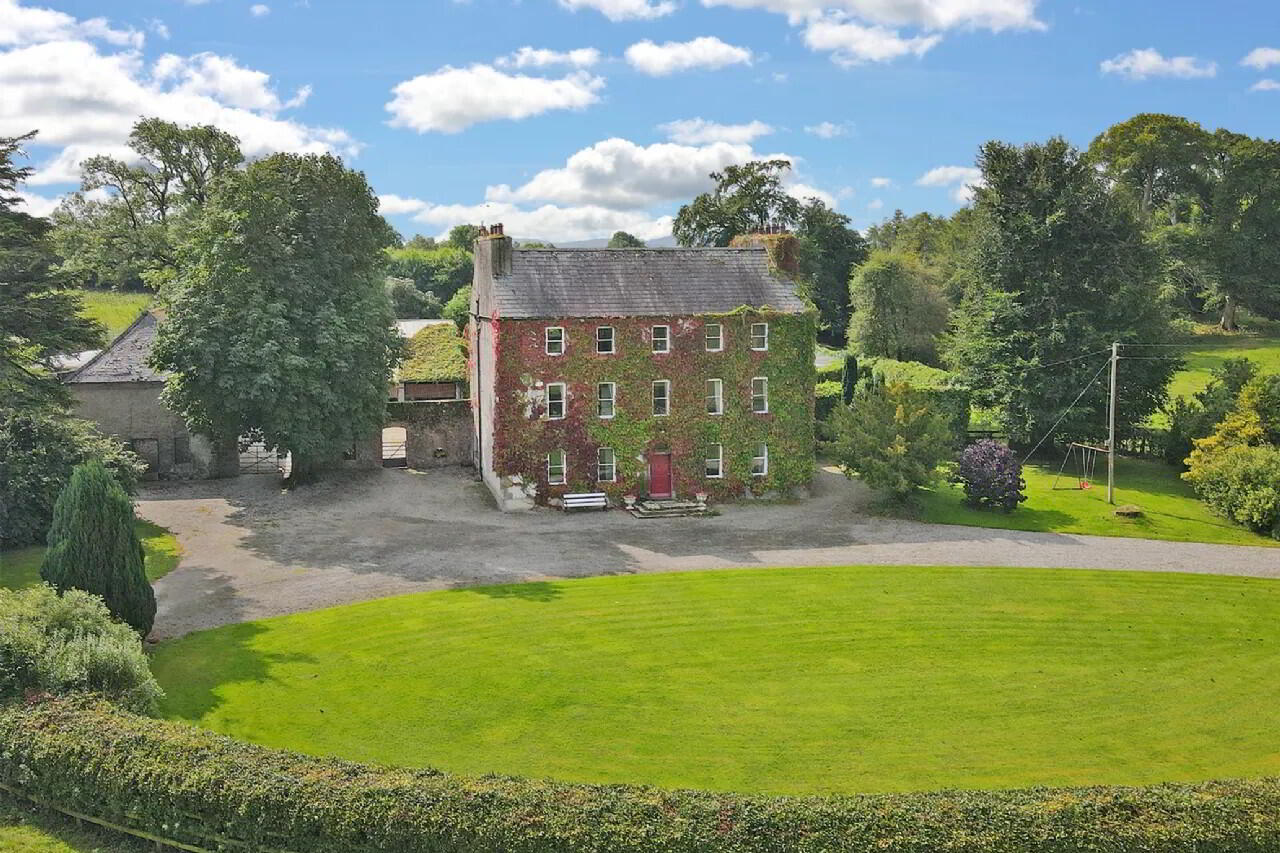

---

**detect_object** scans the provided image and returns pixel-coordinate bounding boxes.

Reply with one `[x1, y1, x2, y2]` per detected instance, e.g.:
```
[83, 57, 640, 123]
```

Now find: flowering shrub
[951, 439, 1027, 512]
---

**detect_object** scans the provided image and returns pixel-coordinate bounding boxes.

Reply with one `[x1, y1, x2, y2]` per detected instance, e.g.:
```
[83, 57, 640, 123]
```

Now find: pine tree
[40, 460, 156, 636]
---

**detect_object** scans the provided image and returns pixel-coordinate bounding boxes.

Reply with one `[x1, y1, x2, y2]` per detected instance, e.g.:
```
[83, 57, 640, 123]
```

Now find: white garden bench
[563, 492, 608, 511]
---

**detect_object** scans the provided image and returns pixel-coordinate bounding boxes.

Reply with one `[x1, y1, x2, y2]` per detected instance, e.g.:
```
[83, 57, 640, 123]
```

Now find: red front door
[648, 453, 673, 499]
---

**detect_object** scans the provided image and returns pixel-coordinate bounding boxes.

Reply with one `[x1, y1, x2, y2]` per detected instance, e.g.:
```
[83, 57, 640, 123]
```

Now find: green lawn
[911, 455, 1277, 546]
[0, 521, 181, 591]
[152, 565, 1280, 795]
[1166, 332, 1280, 402]
[0, 793, 146, 852]
[78, 290, 151, 339]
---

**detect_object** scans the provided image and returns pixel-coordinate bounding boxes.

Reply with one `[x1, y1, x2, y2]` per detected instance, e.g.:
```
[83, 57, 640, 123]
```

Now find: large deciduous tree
[50, 118, 243, 291]
[795, 199, 868, 342]
[673, 160, 801, 247]
[1087, 113, 1207, 218]
[151, 153, 402, 482]
[947, 137, 1179, 446]
[847, 250, 948, 364]
[607, 230, 645, 248]
[0, 131, 103, 407]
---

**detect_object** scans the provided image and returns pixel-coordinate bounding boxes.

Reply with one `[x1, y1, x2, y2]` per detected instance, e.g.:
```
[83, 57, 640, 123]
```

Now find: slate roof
[67, 311, 166, 384]
[492, 247, 808, 318]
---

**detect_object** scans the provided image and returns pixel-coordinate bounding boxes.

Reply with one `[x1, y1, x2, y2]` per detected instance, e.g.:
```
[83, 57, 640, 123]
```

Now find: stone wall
[386, 399, 474, 471]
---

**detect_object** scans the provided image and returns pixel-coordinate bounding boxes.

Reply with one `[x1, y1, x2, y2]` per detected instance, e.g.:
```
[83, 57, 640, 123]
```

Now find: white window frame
[751, 443, 768, 477]
[706, 378, 723, 416]
[546, 382, 566, 420]
[751, 376, 769, 414]
[750, 322, 769, 351]
[705, 322, 723, 352]
[651, 325, 671, 354]
[652, 379, 670, 417]
[597, 447, 616, 483]
[548, 450, 567, 485]
[596, 326, 615, 355]
[545, 326, 565, 356]
[596, 382, 616, 419]
[705, 444, 723, 479]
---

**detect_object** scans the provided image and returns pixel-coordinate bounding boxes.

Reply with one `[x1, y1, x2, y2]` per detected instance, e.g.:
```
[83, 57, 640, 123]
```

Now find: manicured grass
[0, 521, 181, 591]
[0, 793, 149, 852]
[152, 565, 1280, 795]
[1165, 332, 1280, 402]
[78, 290, 151, 339]
[911, 455, 1276, 546]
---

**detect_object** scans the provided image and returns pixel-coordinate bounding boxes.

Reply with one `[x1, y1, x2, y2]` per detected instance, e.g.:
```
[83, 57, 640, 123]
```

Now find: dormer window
[545, 327, 565, 356]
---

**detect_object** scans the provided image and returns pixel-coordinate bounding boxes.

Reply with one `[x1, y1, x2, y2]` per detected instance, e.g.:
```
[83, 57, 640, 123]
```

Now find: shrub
[3, 698, 1280, 853]
[41, 460, 156, 636]
[952, 440, 1027, 512]
[814, 380, 842, 423]
[385, 276, 442, 319]
[0, 587, 161, 713]
[442, 283, 471, 332]
[1163, 358, 1260, 466]
[826, 382, 953, 500]
[1183, 444, 1280, 539]
[0, 407, 143, 548]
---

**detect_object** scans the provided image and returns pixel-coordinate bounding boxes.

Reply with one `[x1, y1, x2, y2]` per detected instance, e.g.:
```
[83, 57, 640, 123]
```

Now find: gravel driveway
[138, 466, 1280, 639]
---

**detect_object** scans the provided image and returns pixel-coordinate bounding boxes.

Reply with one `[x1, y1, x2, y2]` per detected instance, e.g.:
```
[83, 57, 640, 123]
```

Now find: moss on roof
[399, 323, 466, 383]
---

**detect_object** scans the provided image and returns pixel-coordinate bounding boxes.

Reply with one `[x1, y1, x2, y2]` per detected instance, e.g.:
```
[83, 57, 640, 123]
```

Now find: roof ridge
[66, 308, 155, 383]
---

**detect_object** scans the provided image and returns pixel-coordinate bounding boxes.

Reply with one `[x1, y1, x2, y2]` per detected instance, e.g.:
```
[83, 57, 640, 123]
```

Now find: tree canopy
[151, 153, 402, 481]
[847, 249, 947, 364]
[673, 160, 801, 247]
[607, 230, 646, 248]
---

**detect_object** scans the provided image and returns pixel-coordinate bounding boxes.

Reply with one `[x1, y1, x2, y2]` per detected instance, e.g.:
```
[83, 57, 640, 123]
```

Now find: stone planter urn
[694, 492, 708, 507]
[623, 494, 637, 509]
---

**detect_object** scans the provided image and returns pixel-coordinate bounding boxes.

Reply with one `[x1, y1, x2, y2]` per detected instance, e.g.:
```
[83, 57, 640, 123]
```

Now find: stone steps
[627, 499, 709, 519]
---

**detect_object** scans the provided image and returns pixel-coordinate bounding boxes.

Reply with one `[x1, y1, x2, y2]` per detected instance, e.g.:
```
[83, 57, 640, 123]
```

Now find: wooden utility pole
[1107, 342, 1119, 504]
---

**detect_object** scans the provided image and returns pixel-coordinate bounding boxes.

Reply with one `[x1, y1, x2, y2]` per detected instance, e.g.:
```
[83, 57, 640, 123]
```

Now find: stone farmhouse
[469, 226, 817, 511]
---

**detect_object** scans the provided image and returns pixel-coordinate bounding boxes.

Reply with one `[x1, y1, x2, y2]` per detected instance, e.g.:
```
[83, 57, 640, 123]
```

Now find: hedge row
[4, 698, 1280, 853]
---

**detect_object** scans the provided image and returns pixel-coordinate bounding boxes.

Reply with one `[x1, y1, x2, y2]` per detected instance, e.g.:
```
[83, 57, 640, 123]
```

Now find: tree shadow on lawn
[457, 581, 564, 602]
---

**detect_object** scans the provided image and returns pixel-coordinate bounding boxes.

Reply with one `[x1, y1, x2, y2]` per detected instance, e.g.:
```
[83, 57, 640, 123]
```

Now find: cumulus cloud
[250, 4, 270, 16]
[804, 120, 849, 138]
[1241, 47, 1280, 70]
[1251, 78, 1280, 92]
[786, 181, 837, 207]
[386, 64, 604, 133]
[556, 0, 676, 20]
[1100, 48, 1216, 80]
[802, 15, 938, 65]
[917, 165, 983, 202]
[146, 19, 170, 40]
[0, 0, 143, 48]
[625, 36, 753, 76]
[382, 195, 677, 243]
[658, 118, 774, 144]
[495, 46, 602, 69]
[699, 0, 1042, 30]
[870, 176, 892, 187]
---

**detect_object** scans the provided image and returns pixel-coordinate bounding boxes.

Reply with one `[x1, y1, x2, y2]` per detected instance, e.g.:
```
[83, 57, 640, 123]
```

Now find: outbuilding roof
[491, 247, 808, 319]
[397, 322, 467, 383]
[66, 311, 166, 384]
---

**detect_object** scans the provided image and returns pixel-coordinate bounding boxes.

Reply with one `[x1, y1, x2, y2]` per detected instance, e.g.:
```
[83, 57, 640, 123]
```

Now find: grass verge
[0, 521, 181, 591]
[152, 565, 1280, 795]
[78, 291, 151, 340]
[0, 792, 148, 852]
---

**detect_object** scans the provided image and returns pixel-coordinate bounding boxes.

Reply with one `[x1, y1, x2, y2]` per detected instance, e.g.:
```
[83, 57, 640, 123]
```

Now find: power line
[1024, 348, 1113, 370]
[1020, 356, 1113, 465]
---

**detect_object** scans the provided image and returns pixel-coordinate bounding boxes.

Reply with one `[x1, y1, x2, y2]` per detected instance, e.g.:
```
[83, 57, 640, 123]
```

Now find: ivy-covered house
[470, 225, 816, 511]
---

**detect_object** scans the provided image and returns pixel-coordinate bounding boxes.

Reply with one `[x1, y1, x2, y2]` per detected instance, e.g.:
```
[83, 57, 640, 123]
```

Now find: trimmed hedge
[4, 698, 1280, 853]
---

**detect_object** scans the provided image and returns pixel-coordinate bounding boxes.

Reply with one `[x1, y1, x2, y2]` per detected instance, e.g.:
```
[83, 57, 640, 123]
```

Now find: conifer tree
[40, 460, 156, 636]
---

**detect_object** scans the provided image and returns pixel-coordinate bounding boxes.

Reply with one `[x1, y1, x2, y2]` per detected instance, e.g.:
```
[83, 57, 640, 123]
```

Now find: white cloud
[146, 19, 170, 40]
[1100, 48, 1216, 80]
[378, 194, 430, 216]
[917, 164, 982, 202]
[389, 196, 676, 243]
[250, 4, 270, 16]
[555, 0, 676, 20]
[699, 0, 1043, 31]
[0, 0, 143, 48]
[495, 46, 602, 69]
[786, 181, 836, 207]
[1251, 78, 1280, 92]
[625, 36, 752, 76]
[867, 197, 884, 210]
[658, 118, 773, 144]
[0, 36, 356, 188]
[870, 176, 892, 187]
[1242, 47, 1280, 70]
[386, 64, 604, 133]
[15, 190, 61, 217]
[802, 15, 938, 65]
[804, 120, 849, 138]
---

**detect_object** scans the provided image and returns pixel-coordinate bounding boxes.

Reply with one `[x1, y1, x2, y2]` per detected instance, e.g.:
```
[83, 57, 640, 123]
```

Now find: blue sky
[4, 0, 1279, 242]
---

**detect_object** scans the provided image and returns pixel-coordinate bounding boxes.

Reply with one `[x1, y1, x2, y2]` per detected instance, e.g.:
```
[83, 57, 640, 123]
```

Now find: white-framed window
[652, 379, 670, 416]
[597, 382, 616, 418]
[750, 322, 769, 351]
[596, 326, 615, 354]
[751, 443, 768, 477]
[651, 325, 670, 353]
[705, 323, 723, 352]
[546, 382, 566, 420]
[751, 377, 768, 414]
[706, 378, 723, 415]
[548, 449, 566, 485]
[545, 326, 565, 356]
[597, 447, 616, 483]
[705, 444, 723, 479]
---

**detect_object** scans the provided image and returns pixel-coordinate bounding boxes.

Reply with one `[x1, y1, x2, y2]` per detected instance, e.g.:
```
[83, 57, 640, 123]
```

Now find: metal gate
[382, 438, 407, 468]
[239, 441, 286, 475]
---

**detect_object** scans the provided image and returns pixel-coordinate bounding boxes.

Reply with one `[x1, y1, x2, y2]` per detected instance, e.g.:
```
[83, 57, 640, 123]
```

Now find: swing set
[1051, 442, 1110, 490]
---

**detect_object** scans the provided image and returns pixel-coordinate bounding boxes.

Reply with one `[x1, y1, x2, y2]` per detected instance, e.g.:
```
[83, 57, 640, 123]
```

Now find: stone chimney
[729, 226, 800, 278]
[473, 222, 513, 278]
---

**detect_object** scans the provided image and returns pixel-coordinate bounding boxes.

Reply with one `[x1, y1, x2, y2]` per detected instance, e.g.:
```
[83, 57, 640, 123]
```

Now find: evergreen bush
[40, 460, 156, 636]
[827, 382, 953, 500]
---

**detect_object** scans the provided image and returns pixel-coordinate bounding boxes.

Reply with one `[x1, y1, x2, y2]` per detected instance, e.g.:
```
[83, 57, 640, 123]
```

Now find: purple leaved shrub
[951, 440, 1028, 512]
